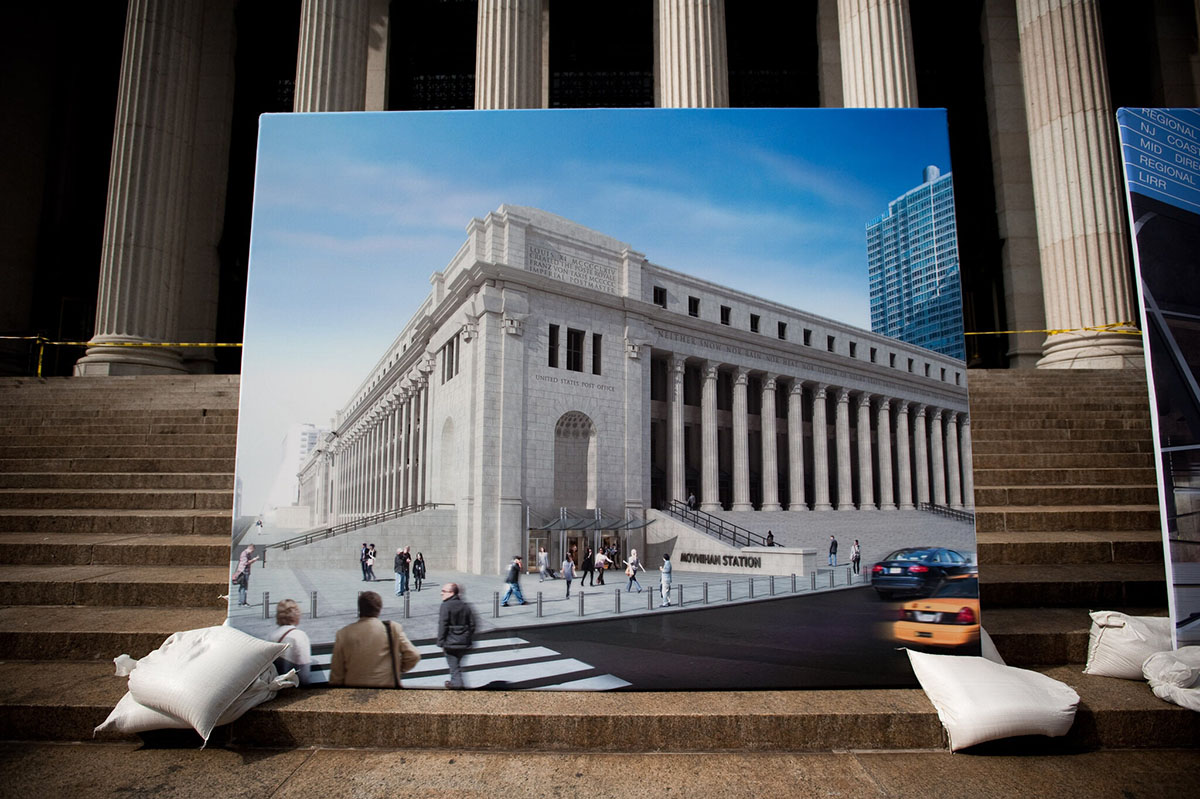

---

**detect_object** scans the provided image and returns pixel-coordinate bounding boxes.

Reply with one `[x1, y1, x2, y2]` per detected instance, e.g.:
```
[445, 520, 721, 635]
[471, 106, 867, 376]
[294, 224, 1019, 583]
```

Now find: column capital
[857, 392, 873, 409]
[897, 399, 910, 413]
[914, 404, 927, 418]
[789, 379, 805, 396]
[670, 354, 687, 373]
[733, 366, 749, 385]
[836, 387, 851, 403]
[762, 373, 778, 391]
[813, 382, 829, 399]
[703, 362, 721, 381]
[877, 396, 891, 411]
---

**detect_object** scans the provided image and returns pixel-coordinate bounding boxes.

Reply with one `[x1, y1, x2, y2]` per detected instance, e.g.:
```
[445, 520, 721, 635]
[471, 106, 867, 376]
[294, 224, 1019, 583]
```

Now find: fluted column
[658, 0, 729, 107]
[895, 401, 914, 509]
[787, 381, 807, 511]
[416, 378, 428, 505]
[913, 406, 930, 505]
[75, 0, 204, 375]
[476, 0, 543, 109]
[406, 391, 417, 508]
[1015, 0, 1141, 368]
[294, 0, 369, 112]
[669, 356, 687, 505]
[838, 0, 918, 107]
[961, 415, 975, 510]
[812, 384, 833, 511]
[946, 411, 963, 510]
[877, 398, 896, 510]
[835, 388, 854, 510]
[701, 362, 721, 512]
[856, 393, 875, 509]
[399, 393, 410, 508]
[930, 409, 947, 506]
[760, 375, 782, 511]
[731, 367, 752, 510]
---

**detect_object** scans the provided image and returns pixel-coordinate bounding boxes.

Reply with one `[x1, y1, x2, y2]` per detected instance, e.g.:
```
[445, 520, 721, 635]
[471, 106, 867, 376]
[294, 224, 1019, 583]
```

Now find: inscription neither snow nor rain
[527, 243, 619, 295]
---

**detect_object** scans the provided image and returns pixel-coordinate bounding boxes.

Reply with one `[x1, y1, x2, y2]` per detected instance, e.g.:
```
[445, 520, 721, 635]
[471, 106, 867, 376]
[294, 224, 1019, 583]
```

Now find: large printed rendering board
[1118, 108, 1200, 648]
[229, 109, 979, 690]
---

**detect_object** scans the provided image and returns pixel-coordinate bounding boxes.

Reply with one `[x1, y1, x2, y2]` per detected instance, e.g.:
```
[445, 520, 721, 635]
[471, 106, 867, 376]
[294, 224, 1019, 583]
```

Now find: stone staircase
[0, 371, 1196, 751]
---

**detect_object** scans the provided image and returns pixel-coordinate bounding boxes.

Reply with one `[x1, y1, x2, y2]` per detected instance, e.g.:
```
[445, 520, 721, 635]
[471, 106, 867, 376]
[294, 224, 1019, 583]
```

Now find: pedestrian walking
[594, 549, 609, 586]
[624, 548, 644, 592]
[562, 555, 576, 598]
[659, 552, 673, 606]
[329, 591, 420, 688]
[536, 546, 556, 581]
[413, 552, 427, 591]
[365, 544, 377, 581]
[437, 583, 476, 690]
[360, 542, 370, 581]
[394, 546, 412, 596]
[687, 492, 697, 510]
[581, 547, 595, 586]
[501, 554, 527, 606]
[829, 535, 838, 566]
[851, 539, 861, 575]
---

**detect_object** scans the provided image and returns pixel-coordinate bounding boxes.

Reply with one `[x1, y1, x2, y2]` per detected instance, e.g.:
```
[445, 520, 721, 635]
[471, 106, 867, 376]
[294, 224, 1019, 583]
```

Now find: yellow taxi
[893, 575, 980, 649]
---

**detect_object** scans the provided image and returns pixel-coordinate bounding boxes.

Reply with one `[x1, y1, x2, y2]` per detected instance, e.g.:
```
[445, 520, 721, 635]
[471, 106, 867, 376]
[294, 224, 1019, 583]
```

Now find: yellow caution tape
[964, 321, 1142, 336]
[0, 336, 242, 378]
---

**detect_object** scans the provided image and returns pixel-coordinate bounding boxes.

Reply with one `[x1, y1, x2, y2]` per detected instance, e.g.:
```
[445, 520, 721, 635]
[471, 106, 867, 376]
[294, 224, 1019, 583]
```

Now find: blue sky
[238, 108, 952, 516]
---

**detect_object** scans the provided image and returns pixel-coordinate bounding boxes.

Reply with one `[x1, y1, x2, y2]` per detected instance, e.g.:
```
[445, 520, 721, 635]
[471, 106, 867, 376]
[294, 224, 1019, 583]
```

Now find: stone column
[877, 398, 896, 510]
[657, 0, 729, 107]
[946, 411, 963, 510]
[1015, 0, 1142, 368]
[812, 384, 833, 511]
[835, 388, 854, 511]
[75, 0, 204, 375]
[701, 362, 721, 512]
[856, 393, 875, 509]
[406, 390, 418, 508]
[930, 409, 947, 506]
[913, 405, 930, 505]
[787, 381, 807, 511]
[669, 356, 687, 505]
[760, 375, 782, 511]
[398, 393, 409, 508]
[416, 377, 428, 505]
[895, 401, 914, 510]
[731, 367, 752, 510]
[837, 0, 918, 107]
[476, 0, 543, 109]
[294, 0, 369, 112]
[961, 415, 975, 510]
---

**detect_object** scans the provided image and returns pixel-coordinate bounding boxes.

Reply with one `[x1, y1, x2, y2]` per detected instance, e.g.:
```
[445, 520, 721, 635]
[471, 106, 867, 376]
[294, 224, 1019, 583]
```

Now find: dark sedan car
[870, 547, 975, 599]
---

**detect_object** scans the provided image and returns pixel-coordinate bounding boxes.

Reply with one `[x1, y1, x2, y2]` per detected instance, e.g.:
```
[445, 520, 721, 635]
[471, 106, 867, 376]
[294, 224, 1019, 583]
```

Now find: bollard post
[676, 584, 683, 607]
[811, 572, 817, 590]
[829, 570, 835, 588]
[262, 592, 270, 620]
[310, 590, 318, 619]
[791, 573, 796, 593]
[493, 591, 500, 618]
[726, 579, 732, 602]
[404, 591, 411, 619]
[537, 591, 543, 618]
[749, 577, 754, 599]
[648, 587, 655, 610]
[578, 591, 584, 617]
[770, 575, 775, 596]
[615, 588, 621, 614]
[846, 567, 852, 585]
[703, 581, 709, 604]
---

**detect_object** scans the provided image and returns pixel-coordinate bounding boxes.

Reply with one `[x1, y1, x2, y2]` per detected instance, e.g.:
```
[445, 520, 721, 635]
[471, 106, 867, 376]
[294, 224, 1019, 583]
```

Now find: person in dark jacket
[394, 546, 412, 596]
[500, 555, 526, 606]
[581, 547, 596, 586]
[413, 552, 427, 591]
[437, 582, 476, 689]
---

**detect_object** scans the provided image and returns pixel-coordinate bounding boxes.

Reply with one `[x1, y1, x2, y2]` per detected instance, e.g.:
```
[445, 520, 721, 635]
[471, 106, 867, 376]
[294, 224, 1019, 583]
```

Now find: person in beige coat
[329, 591, 421, 687]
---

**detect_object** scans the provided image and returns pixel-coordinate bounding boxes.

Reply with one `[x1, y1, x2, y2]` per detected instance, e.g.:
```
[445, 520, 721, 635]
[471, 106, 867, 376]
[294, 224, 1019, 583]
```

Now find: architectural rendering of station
[296, 205, 971, 577]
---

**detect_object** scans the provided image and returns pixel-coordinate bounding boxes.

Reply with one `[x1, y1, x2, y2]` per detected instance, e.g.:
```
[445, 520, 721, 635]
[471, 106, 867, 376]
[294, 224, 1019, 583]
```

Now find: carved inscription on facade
[527, 242, 618, 295]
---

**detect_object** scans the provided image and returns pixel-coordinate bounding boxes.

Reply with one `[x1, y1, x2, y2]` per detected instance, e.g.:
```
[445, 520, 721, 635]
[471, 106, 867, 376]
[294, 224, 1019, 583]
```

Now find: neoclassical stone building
[7, 0, 1195, 378]
[297, 206, 971, 575]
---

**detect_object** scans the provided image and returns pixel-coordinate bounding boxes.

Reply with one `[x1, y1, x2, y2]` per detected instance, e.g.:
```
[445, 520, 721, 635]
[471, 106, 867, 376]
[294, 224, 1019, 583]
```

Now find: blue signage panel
[1117, 108, 1200, 214]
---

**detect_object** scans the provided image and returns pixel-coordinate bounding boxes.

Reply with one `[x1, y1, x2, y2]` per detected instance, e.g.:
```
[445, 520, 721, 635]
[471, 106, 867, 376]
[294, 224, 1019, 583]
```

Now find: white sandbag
[1142, 647, 1200, 712]
[980, 627, 1005, 665]
[907, 649, 1080, 751]
[122, 625, 288, 742]
[1083, 611, 1173, 680]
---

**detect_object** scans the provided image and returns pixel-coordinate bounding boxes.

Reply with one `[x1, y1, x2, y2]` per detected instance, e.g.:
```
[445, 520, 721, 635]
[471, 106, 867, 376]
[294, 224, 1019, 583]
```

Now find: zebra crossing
[306, 635, 631, 691]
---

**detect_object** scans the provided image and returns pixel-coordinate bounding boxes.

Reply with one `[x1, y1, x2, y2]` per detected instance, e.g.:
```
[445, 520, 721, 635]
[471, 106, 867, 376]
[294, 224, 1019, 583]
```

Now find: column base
[879, 503, 897, 511]
[74, 339, 187, 375]
[1037, 330, 1144, 369]
[731, 502, 754, 511]
[700, 502, 722, 513]
[760, 503, 783, 512]
[898, 502, 915, 510]
[812, 503, 833, 511]
[787, 503, 809, 511]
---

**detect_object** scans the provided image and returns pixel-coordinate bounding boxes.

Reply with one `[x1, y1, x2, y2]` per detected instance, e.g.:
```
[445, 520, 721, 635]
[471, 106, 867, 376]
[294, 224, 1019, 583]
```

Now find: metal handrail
[664, 500, 768, 547]
[917, 501, 975, 524]
[263, 503, 446, 555]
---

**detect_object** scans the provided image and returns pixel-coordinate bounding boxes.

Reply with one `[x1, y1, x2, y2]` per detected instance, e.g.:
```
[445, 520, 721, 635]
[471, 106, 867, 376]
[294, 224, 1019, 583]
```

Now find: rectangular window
[750, 313, 760, 333]
[955, 372, 961, 386]
[889, 353, 896, 368]
[924, 363, 931, 377]
[720, 305, 731, 325]
[592, 333, 602, 375]
[803, 329, 812, 346]
[566, 328, 584, 372]
[827, 335, 835, 352]
[907, 357, 914, 372]
[778, 322, 787, 340]
[870, 347, 877, 363]
[653, 286, 667, 308]
[849, 342, 857, 358]
[940, 367, 946, 381]
[548, 324, 559, 368]
[688, 296, 700, 317]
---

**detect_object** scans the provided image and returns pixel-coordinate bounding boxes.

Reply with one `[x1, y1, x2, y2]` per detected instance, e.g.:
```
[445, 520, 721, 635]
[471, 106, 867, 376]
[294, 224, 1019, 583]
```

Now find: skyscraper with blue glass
[867, 166, 965, 361]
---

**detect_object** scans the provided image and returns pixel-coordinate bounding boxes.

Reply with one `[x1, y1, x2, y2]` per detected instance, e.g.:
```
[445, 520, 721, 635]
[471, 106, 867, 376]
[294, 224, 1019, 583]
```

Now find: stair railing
[663, 500, 768, 547]
[917, 501, 975, 524]
[261, 502, 447, 563]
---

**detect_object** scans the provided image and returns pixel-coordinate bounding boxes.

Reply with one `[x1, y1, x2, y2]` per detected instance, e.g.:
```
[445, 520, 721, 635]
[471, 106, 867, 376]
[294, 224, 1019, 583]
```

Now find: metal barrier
[262, 503, 447, 561]
[663, 500, 769, 547]
[917, 501, 975, 524]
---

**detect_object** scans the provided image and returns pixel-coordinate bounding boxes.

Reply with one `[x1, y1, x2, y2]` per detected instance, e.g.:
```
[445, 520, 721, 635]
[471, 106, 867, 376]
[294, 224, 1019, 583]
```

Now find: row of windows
[548, 324, 602, 375]
[438, 333, 461, 384]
